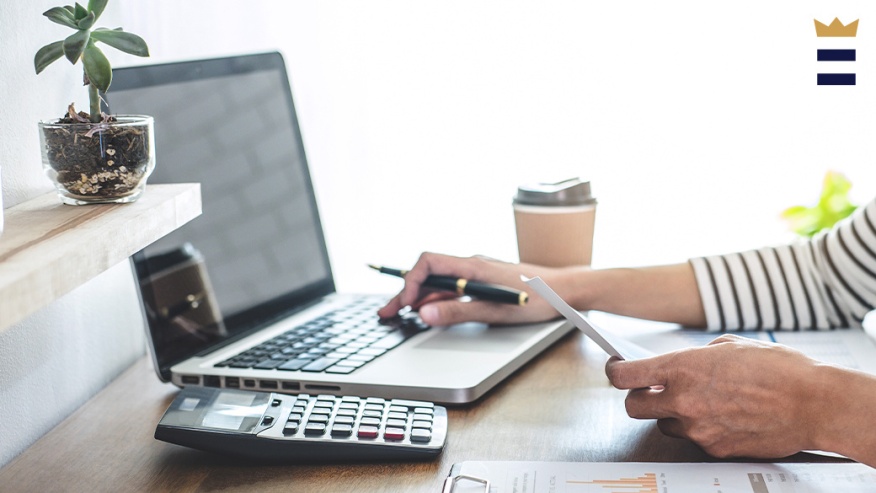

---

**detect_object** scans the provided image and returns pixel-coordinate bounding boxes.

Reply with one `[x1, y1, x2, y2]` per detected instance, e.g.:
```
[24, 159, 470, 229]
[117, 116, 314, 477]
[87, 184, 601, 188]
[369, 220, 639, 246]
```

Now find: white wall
[2, 0, 875, 467]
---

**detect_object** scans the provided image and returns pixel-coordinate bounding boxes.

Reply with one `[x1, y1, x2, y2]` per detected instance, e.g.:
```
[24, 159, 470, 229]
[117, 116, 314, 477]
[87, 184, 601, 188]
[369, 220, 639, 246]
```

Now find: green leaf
[82, 42, 112, 93]
[64, 5, 75, 14]
[77, 11, 96, 30]
[74, 2, 88, 20]
[781, 170, 858, 238]
[43, 7, 78, 29]
[34, 41, 66, 74]
[63, 29, 90, 64]
[87, 0, 109, 20]
[91, 29, 150, 57]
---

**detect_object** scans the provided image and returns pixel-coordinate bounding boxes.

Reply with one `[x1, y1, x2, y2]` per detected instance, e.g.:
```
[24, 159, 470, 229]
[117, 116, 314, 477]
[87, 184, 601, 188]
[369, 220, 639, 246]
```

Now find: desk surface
[0, 330, 835, 492]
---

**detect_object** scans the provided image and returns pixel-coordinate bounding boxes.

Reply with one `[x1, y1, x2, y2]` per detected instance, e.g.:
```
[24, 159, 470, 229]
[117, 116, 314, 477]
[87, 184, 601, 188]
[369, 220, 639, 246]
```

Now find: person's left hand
[605, 334, 825, 459]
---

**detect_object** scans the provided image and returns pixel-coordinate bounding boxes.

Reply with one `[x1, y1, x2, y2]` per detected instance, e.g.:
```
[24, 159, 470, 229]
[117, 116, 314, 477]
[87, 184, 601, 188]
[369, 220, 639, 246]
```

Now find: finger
[605, 354, 672, 390]
[377, 293, 405, 319]
[410, 291, 457, 311]
[623, 387, 676, 419]
[400, 252, 474, 307]
[416, 299, 515, 326]
[656, 417, 685, 438]
[706, 333, 745, 346]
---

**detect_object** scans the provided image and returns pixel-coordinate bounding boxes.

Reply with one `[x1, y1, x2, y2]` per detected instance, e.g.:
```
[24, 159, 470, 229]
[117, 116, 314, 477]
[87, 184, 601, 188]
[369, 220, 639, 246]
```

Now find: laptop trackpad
[414, 322, 538, 353]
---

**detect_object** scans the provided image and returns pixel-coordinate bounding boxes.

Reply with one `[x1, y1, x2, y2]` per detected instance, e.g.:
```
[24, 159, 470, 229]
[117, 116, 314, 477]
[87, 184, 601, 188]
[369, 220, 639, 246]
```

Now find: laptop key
[370, 332, 406, 349]
[301, 358, 341, 372]
[325, 365, 356, 374]
[278, 359, 312, 371]
[254, 359, 285, 370]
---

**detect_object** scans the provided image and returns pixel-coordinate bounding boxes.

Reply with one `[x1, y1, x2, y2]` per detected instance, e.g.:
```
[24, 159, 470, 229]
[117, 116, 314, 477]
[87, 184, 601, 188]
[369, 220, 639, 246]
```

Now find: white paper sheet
[447, 461, 876, 493]
[522, 276, 654, 360]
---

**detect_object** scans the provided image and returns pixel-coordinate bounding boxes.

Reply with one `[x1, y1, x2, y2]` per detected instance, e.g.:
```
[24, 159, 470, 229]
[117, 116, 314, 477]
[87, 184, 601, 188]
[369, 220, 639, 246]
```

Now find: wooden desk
[0, 330, 832, 492]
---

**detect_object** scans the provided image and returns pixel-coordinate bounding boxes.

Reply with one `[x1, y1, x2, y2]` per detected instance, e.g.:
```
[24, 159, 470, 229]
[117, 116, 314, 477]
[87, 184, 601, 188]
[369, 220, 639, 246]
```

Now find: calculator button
[412, 420, 432, 430]
[412, 414, 433, 422]
[271, 399, 282, 407]
[310, 408, 332, 415]
[307, 414, 329, 423]
[363, 403, 384, 411]
[414, 407, 434, 415]
[335, 409, 357, 417]
[304, 423, 326, 435]
[410, 429, 432, 443]
[283, 422, 299, 435]
[383, 428, 405, 441]
[386, 418, 407, 428]
[261, 416, 274, 426]
[362, 410, 383, 418]
[388, 405, 408, 413]
[340, 396, 361, 403]
[387, 412, 407, 420]
[360, 417, 381, 427]
[313, 400, 335, 409]
[365, 397, 386, 404]
[287, 413, 303, 422]
[338, 402, 359, 410]
[357, 425, 379, 439]
[331, 424, 354, 437]
[333, 416, 355, 425]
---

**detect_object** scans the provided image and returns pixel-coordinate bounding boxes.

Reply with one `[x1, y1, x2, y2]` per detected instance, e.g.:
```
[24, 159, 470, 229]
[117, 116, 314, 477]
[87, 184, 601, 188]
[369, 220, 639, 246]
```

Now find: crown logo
[814, 18, 859, 37]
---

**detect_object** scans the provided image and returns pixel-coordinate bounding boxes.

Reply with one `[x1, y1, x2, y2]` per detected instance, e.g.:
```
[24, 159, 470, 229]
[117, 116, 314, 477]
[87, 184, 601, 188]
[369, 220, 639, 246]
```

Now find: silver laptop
[110, 52, 571, 404]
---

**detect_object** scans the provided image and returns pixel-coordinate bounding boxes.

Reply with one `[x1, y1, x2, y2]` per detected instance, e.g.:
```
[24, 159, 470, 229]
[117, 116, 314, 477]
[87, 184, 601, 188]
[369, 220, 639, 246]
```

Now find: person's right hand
[376, 252, 576, 326]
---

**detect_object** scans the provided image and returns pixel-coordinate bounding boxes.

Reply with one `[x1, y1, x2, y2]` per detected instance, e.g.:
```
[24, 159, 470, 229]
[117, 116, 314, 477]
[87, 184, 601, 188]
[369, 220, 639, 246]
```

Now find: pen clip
[441, 474, 490, 493]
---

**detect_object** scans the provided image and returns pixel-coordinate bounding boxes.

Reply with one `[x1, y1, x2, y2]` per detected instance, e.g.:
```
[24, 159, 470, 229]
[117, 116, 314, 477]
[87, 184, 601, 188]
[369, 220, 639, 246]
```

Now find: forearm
[811, 365, 876, 467]
[561, 263, 707, 327]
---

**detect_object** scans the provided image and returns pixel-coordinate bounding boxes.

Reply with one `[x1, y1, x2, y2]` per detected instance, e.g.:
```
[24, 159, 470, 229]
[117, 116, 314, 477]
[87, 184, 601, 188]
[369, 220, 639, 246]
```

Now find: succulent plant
[34, 0, 149, 122]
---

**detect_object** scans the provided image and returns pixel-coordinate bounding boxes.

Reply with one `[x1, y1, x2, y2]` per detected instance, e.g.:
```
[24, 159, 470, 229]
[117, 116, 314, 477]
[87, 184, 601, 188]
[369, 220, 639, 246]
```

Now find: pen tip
[367, 264, 380, 271]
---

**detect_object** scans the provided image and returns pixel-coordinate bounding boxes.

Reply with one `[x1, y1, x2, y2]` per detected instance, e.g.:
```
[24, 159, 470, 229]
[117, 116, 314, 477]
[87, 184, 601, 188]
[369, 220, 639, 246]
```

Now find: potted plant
[34, 0, 152, 205]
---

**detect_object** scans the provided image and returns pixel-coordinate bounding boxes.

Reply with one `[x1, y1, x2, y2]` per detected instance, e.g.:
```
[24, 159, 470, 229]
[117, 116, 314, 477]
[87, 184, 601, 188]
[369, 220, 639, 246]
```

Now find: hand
[605, 334, 826, 459]
[376, 252, 575, 326]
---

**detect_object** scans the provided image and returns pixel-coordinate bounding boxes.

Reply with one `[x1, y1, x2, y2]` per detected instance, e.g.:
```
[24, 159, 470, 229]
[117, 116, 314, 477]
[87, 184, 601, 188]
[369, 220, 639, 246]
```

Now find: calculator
[155, 386, 447, 461]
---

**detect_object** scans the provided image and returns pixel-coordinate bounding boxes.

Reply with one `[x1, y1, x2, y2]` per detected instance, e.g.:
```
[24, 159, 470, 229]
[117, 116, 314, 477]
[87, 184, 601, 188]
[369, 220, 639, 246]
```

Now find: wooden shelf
[0, 183, 201, 333]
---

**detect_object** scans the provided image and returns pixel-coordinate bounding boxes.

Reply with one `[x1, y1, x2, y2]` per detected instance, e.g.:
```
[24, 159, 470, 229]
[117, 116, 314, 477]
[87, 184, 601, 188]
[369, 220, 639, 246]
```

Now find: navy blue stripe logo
[817, 49, 856, 61]
[817, 73, 856, 85]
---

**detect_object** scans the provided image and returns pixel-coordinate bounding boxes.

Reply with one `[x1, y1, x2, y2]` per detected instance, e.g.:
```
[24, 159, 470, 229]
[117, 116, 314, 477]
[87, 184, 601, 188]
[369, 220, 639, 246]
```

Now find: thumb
[417, 299, 508, 326]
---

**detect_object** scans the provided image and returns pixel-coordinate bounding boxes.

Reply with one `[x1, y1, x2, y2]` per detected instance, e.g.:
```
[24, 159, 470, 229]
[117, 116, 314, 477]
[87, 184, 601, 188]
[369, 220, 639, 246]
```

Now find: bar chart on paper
[448, 462, 876, 493]
[566, 472, 658, 492]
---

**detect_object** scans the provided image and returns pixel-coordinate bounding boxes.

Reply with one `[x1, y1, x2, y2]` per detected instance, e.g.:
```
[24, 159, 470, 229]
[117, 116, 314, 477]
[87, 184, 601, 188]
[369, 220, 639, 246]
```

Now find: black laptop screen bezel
[110, 52, 336, 381]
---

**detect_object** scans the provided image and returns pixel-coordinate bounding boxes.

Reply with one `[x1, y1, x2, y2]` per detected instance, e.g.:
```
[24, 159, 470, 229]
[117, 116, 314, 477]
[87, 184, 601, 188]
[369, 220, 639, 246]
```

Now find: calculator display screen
[201, 391, 265, 432]
[161, 388, 269, 434]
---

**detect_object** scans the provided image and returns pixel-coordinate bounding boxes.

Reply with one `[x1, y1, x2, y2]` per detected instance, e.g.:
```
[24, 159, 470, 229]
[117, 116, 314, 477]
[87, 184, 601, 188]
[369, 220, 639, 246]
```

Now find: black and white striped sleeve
[689, 196, 876, 331]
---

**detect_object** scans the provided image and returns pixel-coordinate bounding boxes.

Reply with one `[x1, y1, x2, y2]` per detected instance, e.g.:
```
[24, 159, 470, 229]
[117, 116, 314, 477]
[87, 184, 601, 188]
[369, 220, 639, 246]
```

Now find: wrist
[806, 364, 876, 465]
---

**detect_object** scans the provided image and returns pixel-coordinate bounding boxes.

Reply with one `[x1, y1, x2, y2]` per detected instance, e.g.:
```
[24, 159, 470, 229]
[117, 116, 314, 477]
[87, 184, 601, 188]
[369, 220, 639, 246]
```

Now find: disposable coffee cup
[513, 178, 597, 267]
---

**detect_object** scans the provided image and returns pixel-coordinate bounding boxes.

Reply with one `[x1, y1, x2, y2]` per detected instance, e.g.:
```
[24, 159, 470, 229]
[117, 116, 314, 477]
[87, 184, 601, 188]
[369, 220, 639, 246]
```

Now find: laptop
[108, 52, 572, 404]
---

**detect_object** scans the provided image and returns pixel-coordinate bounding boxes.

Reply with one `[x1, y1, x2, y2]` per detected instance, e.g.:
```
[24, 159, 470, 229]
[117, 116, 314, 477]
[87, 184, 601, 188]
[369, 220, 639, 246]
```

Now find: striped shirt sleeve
[689, 196, 876, 331]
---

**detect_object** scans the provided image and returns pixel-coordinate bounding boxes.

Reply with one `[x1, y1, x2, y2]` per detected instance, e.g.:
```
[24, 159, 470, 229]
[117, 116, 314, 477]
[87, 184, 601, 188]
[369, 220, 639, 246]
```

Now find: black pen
[368, 264, 529, 306]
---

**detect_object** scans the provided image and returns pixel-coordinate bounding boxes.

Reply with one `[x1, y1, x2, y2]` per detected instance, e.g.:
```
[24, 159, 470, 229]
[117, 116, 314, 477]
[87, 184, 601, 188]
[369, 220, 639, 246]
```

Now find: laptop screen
[109, 53, 335, 378]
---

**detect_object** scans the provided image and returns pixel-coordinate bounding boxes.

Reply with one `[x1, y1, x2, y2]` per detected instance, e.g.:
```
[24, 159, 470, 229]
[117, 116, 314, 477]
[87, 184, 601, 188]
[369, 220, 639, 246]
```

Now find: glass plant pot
[38, 115, 155, 205]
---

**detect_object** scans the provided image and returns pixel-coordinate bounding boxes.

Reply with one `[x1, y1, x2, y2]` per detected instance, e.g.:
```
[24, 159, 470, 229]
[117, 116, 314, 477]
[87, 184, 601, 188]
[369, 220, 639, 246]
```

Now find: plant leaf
[74, 2, 88, 20]
[43, 7, 78, 29]
[91, 29, 150, 57]
[87, 0, 109, 20]
[34, 41, 66, 74]
[77, 11, 96, 30]
[63, 29, 90, 64]
[83, 42, 112, 93]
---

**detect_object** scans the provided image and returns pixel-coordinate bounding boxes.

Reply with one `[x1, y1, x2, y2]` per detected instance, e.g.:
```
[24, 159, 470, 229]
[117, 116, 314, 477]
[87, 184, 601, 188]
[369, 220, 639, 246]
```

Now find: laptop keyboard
[214, 299, 430, 374]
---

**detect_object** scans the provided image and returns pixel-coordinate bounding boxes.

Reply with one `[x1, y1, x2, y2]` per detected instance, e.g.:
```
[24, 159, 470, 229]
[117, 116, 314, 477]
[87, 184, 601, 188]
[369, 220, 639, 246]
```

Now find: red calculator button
[357, 425, 379, 439]
[383, 428, 405, 441]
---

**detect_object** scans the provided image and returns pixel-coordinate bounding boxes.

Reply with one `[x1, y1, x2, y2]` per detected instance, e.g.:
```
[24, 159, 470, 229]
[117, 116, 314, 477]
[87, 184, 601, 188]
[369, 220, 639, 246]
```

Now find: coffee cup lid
[514, 178, 596, 206]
